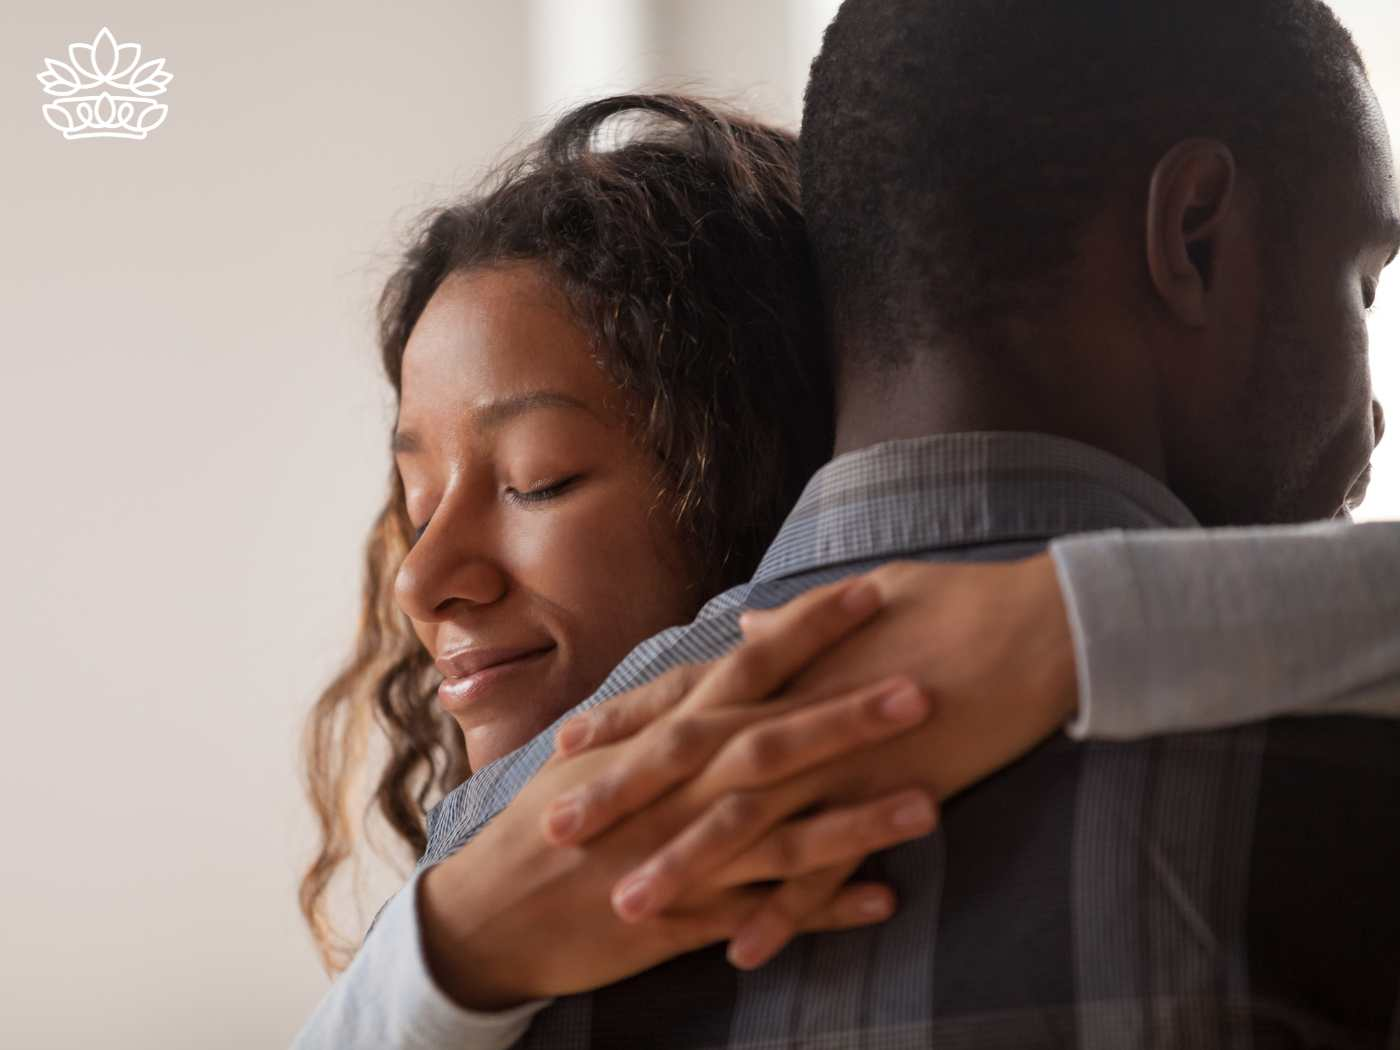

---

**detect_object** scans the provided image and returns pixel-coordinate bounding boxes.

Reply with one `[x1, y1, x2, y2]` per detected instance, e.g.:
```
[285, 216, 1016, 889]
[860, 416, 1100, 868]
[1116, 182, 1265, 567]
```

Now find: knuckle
[657, 663, 688, 688]
[735, 726, 789, 777]
[768, 830, 806, 874]
[787, 592, 835, 633]
[588, 705, 616, 739]
[657, 718, 706, 767]
[714, 790, 760, 834]
[730, 642, 778, 688]
[646, 849, 680, 883]
[680, 660, 710, 688]
[573, 780, 606, 819]
[582, 770, 626, 815]
[812, 577, 852, 607]
[662, 662, 699, 702]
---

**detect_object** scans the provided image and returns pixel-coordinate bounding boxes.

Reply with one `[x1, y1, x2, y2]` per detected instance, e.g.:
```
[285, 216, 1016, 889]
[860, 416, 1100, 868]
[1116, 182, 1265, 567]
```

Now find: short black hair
[801, 0, 1369, 366]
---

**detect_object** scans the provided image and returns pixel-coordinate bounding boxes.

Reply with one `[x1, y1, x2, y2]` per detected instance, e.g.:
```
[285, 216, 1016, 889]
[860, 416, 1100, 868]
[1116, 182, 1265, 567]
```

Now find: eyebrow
[391, 390, 597, 455]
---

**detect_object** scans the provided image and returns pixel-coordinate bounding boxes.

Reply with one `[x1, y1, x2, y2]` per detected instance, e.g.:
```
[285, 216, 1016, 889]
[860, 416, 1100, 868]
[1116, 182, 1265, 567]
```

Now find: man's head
[802, 0, 1400, 525]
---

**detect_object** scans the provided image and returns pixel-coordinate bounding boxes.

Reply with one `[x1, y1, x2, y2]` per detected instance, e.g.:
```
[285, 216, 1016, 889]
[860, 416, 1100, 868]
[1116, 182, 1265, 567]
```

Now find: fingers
[709, 787, 937, 888]
[614, 784, 935, 924]
[678, 576, 883, 718]
[544, 674, 926, 848]
[542, 578, 887, 846]
[563, 575, 882, 760]
[726, 861, 858, 969]
[543, 701, 766, 845]
[698, 677, 929, 794]
[726, 861, 896, 970]
[738, 569, 881, 639]
[553, 661, 708, 757]
[654, 870, 898, 969]
[798, 881, 897, 936]
[565, 576, 879, 767]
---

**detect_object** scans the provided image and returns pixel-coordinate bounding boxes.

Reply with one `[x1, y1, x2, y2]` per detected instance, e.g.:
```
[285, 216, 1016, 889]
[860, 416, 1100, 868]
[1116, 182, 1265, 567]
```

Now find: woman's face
[392, 263, 701, 767]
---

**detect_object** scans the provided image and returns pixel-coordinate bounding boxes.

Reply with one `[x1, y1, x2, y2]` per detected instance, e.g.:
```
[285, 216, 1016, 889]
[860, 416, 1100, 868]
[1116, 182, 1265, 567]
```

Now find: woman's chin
[455, 690, 584, 770]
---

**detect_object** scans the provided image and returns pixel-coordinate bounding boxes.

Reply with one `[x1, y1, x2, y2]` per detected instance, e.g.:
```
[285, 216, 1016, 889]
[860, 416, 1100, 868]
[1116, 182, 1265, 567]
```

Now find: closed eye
[406, 475, 582, 545]
[506, 475, 582, 505]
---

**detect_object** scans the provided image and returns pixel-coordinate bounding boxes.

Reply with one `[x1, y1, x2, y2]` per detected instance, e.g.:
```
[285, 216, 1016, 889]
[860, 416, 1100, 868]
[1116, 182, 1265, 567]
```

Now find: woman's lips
[436, 647, 554, 711]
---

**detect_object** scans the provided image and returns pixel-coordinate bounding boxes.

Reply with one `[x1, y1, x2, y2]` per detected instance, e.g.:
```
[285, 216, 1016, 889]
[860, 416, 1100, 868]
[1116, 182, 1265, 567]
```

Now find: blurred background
[1, 2, 1397, 1046]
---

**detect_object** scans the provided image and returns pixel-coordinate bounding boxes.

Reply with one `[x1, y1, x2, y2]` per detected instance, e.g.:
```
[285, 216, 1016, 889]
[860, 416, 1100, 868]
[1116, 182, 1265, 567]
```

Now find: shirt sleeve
[289, 864, 553, 1050]
[1048, 519, 1400, 740]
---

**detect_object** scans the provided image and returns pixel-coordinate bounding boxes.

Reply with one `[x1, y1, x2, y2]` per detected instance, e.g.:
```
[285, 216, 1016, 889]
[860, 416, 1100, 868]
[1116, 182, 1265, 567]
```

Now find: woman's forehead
[397, 266, 622, 446]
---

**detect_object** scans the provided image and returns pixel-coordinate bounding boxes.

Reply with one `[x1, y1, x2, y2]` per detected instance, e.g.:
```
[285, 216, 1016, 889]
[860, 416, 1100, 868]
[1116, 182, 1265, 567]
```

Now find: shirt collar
[752, 430, 1199, 584]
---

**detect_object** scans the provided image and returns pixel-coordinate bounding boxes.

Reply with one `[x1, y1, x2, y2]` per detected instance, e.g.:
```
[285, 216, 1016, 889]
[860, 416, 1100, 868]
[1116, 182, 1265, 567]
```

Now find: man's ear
[1144, 139, 1237, 327]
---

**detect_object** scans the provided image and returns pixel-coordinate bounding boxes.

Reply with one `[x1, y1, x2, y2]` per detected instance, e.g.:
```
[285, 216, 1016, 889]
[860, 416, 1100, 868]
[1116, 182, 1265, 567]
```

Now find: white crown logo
[37, 27, 172, 140]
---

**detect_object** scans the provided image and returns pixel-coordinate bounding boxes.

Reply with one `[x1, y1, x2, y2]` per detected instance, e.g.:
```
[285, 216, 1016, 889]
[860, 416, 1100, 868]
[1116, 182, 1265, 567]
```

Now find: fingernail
[613, 872, 653, 919]
[878, 683, 926, 723]
[857, 891, 893, 919]
[556, 718, 591, 754]
[739, 608, 771, 629]
[546, 797, 581, 841]
[840, 579, 881, 615]
[892, 793, 935, 830]
[727, 919, 773, 969]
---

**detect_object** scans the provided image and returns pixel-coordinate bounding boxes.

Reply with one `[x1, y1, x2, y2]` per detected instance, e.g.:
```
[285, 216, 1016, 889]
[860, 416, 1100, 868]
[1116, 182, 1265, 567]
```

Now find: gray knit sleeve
[1048, 521, 1400, 739]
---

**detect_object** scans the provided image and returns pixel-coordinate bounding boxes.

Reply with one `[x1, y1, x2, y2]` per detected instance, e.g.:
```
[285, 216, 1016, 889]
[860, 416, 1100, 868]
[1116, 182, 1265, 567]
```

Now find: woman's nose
[1374, 399, 1386, 448]
[393, 524, 508, 623]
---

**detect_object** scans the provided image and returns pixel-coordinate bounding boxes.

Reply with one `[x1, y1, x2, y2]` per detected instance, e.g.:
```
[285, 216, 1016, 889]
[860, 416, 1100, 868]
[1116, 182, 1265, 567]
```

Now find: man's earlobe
[1144, 139, 1237, 327]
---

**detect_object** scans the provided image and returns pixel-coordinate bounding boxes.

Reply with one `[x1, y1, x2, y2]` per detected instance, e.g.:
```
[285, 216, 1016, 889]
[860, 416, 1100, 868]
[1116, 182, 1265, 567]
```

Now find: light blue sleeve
[290, 864, 552, 1050]
[1048, 519, 1400, 739]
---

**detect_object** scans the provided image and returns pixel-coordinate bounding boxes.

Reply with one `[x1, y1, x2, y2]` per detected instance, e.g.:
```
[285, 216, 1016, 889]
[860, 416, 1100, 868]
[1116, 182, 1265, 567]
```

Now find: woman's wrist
[417, 858, 536, 1012]
[1023, 552, 1080, 729]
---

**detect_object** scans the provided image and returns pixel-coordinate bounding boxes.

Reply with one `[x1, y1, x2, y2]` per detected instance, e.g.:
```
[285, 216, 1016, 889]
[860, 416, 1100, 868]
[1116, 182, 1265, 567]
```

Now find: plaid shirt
[418, 431, 1400, 1050]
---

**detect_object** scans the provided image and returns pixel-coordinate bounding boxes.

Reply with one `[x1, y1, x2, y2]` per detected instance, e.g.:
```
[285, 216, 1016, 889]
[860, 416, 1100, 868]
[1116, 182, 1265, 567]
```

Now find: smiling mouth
[435, 647, 554, 712]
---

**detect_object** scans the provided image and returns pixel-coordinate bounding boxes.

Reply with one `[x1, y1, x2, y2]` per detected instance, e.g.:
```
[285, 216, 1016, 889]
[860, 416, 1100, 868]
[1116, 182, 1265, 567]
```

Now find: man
[294, 0, 1400, 1046]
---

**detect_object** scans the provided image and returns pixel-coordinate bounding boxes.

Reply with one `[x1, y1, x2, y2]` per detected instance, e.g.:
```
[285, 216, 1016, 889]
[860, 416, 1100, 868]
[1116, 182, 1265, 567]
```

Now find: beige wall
[3, 4, 532, 1048]
[0, 2, 1394, 1047]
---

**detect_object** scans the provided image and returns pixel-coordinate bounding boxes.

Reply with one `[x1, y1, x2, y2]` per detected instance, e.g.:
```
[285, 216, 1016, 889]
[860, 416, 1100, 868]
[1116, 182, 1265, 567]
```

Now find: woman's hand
[417, 579, 942, 1007]
[419, 736, 934, 1010]
[543, 554, 1079, 963]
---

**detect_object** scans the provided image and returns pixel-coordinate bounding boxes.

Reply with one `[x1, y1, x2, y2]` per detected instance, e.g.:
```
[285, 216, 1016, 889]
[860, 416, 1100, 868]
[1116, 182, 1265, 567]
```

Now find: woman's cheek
[502, 490, 639, 601]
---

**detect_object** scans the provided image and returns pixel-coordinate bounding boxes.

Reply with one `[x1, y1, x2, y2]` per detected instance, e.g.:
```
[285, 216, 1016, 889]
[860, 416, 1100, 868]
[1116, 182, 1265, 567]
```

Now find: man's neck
[831, 344, 1171, 490]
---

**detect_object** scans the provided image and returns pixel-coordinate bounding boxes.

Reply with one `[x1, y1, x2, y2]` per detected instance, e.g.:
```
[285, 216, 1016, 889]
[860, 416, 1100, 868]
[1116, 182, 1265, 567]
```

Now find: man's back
[423, 433, 1400, 1049]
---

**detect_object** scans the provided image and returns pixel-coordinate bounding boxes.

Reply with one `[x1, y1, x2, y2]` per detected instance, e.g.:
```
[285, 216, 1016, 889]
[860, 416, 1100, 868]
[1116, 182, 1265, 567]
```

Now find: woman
[300, 93, 926, 976]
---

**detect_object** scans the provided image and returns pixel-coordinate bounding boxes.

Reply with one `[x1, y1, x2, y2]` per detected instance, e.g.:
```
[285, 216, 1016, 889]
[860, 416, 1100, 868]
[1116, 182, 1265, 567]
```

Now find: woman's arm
[1050, 520, 1400, 737]
[290, 867, 550, 1050]
[549, 521, 1400, 962]
[292, 582, 941, 1048]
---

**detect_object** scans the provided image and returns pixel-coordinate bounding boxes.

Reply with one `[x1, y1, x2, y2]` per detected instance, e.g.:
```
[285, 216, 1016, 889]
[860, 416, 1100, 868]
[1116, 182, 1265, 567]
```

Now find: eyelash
[505, 475, 580, 505]
[409, 476, 581, 544]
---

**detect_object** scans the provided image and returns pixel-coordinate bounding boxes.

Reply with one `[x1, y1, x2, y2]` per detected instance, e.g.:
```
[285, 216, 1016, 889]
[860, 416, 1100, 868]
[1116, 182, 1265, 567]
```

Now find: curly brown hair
[298, 93, 833, 974]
